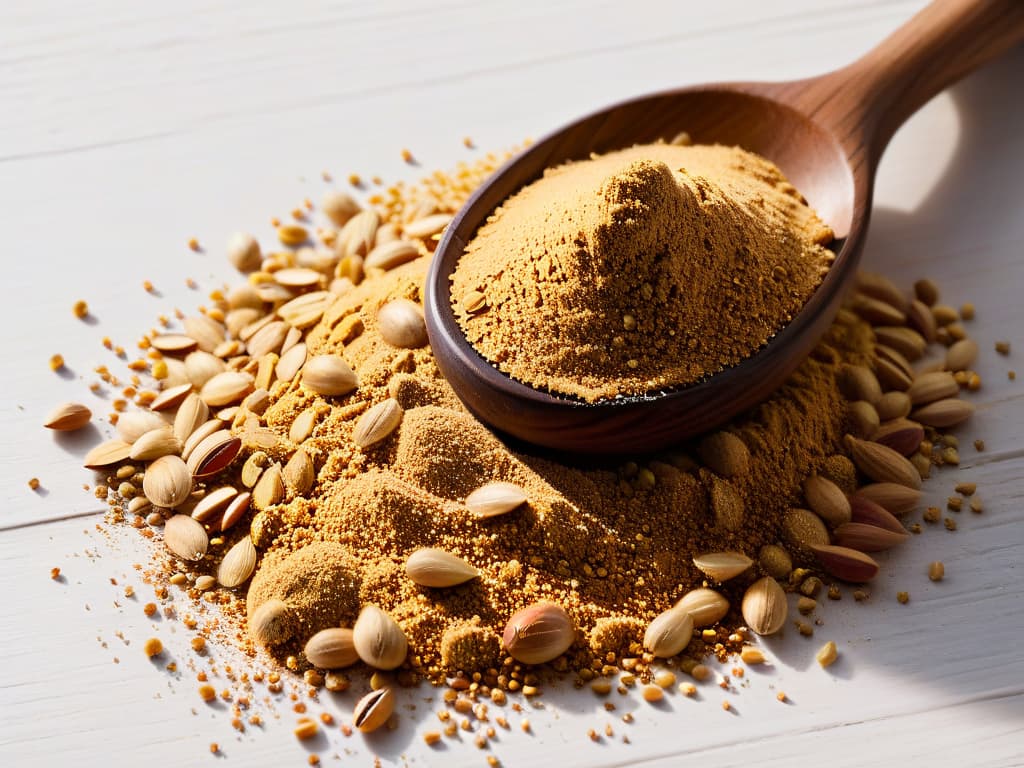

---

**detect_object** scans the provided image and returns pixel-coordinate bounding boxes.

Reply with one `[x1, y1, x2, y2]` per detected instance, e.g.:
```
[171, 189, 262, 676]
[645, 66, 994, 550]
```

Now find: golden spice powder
[451, 143, 834, 401]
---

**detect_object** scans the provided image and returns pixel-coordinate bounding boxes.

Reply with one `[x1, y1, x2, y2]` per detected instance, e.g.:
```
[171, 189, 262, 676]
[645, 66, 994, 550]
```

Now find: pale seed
[173, 393, 210, 444]
[741, 577, 787, 636]
[44, 402, 92, 431]
[227, 232, 262, 272]
[275, 343, 307, 383]
[191, 486, 238, 523]
[643, 606, 694, 658]
[220, 491, 251, 532]
[117, 411, 170, 444]
[249, 598, 294, 645]
[150, 383, 194, 412]
[273, 267, 320, 288]
[181, 418, 224, 462]
[289, 407, 318, 443]
[282, 449, 314, 496]
[246, 320, 289, 358]
[200, 371, 255, 407]
[143, 455, 192, 508]
[907, 299, 937, 342]
[502, 602, 575, 665]
[846, 400, 880, 439]
[353, 605, 408, 670]
[873, 326, 926, 361]
[83, 439, 132, 469]
[692, 552, 752, 582]
[465, 481, 528, 518]
[217, 535, 257, 588]
[352, 399, 404, 449]
[855, 272, 907, 312]
[405, 548, 479, 588]
[185, 350, 227, 390]
[673, 587, 729, 627]
[353, 687, 395, 733]
[364, 241, 420, 272]
[838, 364, 882, 404]
[129, 427, 182, 461]
[195, 575, 216, 591]
[302, 354, 359, 397]
[183, 314, 226, 353]
[163, 513, 209, 561]
[377, 299, 428, 349]
[304, 628, 359, 669]
[403, 213, 451, 239]
[252, 463, 285, 510]
[151, 334, 198, 355]
[241, 451, 270, 488]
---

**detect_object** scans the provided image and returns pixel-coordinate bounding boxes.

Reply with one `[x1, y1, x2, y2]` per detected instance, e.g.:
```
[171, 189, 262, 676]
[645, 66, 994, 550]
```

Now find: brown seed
[758, 544, 793, 581]
[908, 371, 959, 405]
[696, 431, 750, 477]
[741, 577, 787, 636]
[945, 338, 979, 372]
[844, 435, 922, 489]
[913, 278, 939, 306]
[839, 364, 882, 404]
[850, 294, 905, 326]
[149, 383, 194, 412]
[873, 326, 926, 361]
[302, 354, 359, 397]
[353, 687, 396, 733]
[802, 475, 851, 527]
[846, 400, 880, 439]
[854, 483, 921, 516]
[44, 402, 92, 431]
[220, 491, 251, 532]
[833, 522, 909, 552]
[83, 439, 133, 470]
[304, 628, 359, 669]
[377, 299, 428, 349]
[782, 507, 830, 557]
[848, 494, 907, 533]
[874, 357, 912, 392]
[911, 398, 975, 428]
[186, 429, 242, 478]
[352, 399, 404, 449]
[143, 455, 192, 508]
[183, 314, 226, 353]
[907, 299, 937, 343]
[810, 544, 879, 582]
[871, 418, 924, 456]
[855, 272, 907, 312]
[502, 602, 575, 665]
[928, 561, 945, 581]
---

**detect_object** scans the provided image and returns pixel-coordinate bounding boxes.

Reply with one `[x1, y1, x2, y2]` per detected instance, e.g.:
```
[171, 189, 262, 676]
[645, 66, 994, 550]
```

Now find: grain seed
[217, 535, 257, 588]
[741, 577, 787, 636]
[353, 605, 408, 670]
[304, 627, 359, 669]
[143, 455, 193, 508]
[405, 548, 479, 588]
[163, 513, 209, 561]
[465, 481, 528, 518]
[44, 402, 92, 431]
[352, 398, 404, 449]
[502, 602, 575, 665]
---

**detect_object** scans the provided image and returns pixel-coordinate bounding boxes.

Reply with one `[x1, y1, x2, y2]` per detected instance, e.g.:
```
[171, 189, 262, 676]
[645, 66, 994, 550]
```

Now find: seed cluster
[46, 143, 997, 762]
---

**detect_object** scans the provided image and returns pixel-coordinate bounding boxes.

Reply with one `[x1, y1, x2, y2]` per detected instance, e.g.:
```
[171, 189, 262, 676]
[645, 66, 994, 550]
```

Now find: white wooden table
[2, 1, 1022, 766]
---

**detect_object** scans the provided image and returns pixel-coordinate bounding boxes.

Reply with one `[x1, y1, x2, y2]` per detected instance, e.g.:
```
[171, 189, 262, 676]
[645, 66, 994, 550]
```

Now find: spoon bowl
[424, 0, 1024, 454]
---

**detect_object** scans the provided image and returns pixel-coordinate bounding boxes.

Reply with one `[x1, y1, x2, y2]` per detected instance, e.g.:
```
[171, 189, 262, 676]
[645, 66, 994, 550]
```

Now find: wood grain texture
[2, 1, 1023, 766]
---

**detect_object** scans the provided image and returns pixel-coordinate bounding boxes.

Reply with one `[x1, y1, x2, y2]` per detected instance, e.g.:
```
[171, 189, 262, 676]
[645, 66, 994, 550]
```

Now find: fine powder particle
[245, 250, 872, 680]
[450, 143, 835, 401]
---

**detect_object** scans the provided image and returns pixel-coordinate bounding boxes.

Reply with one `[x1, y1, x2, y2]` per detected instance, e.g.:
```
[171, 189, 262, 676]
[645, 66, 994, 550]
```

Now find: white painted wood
[2, 0, 1023, 765]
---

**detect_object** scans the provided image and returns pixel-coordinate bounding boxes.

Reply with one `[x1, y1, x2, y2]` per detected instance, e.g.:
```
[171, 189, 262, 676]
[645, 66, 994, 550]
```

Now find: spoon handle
[784, 0, 1024, 164]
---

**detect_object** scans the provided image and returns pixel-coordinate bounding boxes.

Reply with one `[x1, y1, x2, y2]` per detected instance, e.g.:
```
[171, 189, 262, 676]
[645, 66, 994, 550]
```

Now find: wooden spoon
[424, 0, 1024, 454]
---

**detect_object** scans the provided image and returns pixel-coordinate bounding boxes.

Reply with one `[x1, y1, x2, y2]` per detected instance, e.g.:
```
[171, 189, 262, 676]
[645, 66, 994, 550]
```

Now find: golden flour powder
[450, 143, 835, 401]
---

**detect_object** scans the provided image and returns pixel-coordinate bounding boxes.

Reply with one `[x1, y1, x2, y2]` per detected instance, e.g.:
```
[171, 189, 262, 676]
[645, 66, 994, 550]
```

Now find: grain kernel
[928, 561, 945, 581]
[897, 591, 910, 604]
[143, 637, 163, 657]
[642, 685, 663, 703]
[815, 640, 838, 668]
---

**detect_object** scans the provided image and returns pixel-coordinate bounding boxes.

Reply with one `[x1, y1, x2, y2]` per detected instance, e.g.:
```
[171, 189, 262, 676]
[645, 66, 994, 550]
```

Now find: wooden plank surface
[2, 1, 1023, 765]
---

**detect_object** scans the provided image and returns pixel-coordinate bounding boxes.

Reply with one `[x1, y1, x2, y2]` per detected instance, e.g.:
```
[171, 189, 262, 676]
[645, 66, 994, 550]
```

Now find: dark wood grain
[424, 0, 1024, 454]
